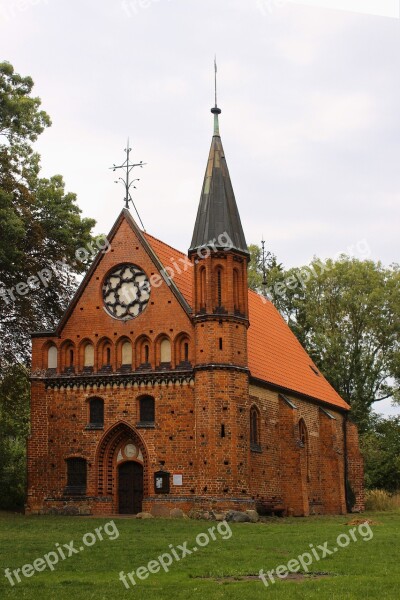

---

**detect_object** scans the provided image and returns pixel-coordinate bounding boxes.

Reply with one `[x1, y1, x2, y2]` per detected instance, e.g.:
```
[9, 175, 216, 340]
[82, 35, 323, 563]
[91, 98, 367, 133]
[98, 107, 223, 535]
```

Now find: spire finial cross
[109, 139, 147, 230]
[211, 57, 222, 134]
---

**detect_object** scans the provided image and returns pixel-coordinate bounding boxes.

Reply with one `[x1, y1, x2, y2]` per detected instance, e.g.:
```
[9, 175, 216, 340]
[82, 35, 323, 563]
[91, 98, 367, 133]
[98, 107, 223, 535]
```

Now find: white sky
[287, 0, 399, 18]
[1, 0, 399, 416]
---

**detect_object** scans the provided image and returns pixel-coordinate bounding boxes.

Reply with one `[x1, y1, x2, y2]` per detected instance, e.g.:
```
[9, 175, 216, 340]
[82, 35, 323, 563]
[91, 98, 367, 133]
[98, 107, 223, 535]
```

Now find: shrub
[365, 489, 400, 511]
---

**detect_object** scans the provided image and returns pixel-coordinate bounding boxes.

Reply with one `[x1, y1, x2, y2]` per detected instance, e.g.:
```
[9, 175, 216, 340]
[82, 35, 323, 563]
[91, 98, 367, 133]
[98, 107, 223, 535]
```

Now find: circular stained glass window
[102, 264, 150, 320]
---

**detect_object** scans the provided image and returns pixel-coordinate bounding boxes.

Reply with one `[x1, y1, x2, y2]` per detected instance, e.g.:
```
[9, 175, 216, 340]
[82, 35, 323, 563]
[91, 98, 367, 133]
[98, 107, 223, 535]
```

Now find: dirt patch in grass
[345, 518, 382, 526]
[196, 572, 333, 584]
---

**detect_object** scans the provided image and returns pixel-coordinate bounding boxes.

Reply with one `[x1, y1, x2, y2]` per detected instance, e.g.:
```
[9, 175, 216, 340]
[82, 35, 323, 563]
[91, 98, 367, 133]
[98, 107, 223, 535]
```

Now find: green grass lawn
[0, 511, 399, 599]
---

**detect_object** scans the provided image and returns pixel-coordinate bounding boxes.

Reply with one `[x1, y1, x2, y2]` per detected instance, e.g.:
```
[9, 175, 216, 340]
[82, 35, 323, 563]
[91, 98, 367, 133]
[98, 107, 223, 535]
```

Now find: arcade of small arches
[43, 333, 192, 374]
[195, 259, 246, 316]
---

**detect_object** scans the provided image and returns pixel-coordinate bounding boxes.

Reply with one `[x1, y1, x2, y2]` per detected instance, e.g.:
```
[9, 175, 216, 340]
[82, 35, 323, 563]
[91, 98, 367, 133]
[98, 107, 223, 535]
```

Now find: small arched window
[99, 340, 112, 372]
[233, 268, 240, 311]
[137, 338, 151, 367]
[299, 418, 310, 481]
[184, 342, 189, 362]
[47, 345, 58, 370]
[121, 341, 132, 366]
[199, 267, 206, 310]
[160, 338, 171, 364]
[65, 458, 87, 495]
[139, 396, 155, 424]
[144, 344, 149, 364]
[217, 268, 222, 307]
[299, 419, 308, 447]
[84, 344, 94, 368]
[89, 397, 104, 427]
[250, 406, 261, 451]
[63, 342, 75, 373]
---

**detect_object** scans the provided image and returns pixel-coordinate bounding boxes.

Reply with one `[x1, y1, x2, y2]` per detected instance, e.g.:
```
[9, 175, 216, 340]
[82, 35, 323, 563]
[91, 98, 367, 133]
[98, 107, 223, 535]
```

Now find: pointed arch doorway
[96, 423, 148, 515]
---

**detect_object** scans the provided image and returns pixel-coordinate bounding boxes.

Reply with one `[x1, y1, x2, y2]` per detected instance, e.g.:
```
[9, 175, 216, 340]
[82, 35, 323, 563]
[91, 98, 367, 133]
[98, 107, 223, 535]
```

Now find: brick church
[27, 101, 364, 517]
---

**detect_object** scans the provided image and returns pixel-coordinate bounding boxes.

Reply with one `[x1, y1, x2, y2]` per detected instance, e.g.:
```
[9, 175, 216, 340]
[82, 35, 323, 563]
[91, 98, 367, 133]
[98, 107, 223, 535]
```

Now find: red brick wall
[27, 214, 363, 516]
[248, 383, 357, 516]
[346, 419, 365, 512]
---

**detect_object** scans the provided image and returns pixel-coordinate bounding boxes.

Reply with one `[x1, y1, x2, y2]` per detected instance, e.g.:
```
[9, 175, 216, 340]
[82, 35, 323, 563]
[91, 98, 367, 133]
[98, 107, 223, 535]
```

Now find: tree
[0, 61, 96, 365]
[250, 254, 400, 431]
[0, 364, 30, 509]
[360, 416, 400, 492]
[0, 62, 98, 508]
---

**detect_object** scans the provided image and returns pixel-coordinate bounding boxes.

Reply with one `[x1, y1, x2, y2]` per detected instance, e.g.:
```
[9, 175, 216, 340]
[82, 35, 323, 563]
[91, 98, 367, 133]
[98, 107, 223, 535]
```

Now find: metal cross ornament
[110, 140, 147, 230]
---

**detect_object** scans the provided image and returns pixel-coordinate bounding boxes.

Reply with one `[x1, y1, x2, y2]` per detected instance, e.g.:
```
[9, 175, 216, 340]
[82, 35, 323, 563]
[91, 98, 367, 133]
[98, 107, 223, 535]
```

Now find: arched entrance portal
[96, 423, 148, 514]
[118, 462, 144, 514]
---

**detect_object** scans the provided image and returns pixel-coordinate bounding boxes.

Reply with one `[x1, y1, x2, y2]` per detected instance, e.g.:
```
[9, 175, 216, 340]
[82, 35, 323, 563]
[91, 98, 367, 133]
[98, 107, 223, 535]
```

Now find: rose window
[102, 264, 150, 320]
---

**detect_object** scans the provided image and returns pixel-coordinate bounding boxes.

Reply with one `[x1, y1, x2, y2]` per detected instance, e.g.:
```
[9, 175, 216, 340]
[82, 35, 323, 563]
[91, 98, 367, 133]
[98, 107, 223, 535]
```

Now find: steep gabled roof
[142, 232, 349, 411]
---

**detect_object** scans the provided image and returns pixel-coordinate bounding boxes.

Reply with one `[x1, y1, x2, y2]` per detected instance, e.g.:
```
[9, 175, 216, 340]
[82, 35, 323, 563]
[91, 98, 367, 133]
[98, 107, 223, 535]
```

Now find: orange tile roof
[143, 232, 349, 411]
[144, 232, 193, 306]
[247, 290, 349, 410]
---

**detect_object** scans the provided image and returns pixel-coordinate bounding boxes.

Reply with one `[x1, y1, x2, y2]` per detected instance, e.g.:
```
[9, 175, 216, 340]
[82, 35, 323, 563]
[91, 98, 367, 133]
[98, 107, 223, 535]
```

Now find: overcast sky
[1, 0, 399, 415]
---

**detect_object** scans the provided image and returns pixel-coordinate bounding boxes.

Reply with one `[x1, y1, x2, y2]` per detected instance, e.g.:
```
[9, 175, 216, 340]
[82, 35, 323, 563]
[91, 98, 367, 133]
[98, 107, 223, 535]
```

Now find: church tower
[189, 99, 252, 509]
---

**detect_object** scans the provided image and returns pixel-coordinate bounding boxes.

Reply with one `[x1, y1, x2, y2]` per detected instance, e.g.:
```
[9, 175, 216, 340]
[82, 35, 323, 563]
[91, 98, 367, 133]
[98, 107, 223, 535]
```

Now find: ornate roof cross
[110, 139, 146, 230]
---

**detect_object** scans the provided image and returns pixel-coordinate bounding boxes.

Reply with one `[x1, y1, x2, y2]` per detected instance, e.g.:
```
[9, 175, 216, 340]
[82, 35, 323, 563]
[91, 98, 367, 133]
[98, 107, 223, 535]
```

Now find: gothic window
[136, 337, 151, 368]
[62, 342, 75, 373]
[139, 396, 155, 424]
[84, 343, 94, 368]
[299, 419, 308, 447]
[217, 267, 222, 307]
[298, 418, 310, 481]
[121, 341, 132, 366]
[65, 458, 87, 495]
[89, 397, 104, 426]
[176, 335, 191, 366]
[233, 268, 241, 312]
[250, 406, 261, 451]
[160, 338, 171, 365]
[47, 345, 57, 369]
[199, 267, 206, 309]
[144, 344, 149, 364]
[102, 264, 150, 320]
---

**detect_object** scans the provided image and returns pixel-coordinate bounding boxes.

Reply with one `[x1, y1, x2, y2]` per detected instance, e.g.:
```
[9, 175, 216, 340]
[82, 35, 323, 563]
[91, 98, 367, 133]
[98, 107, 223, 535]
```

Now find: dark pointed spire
[189, 62, 249, 257]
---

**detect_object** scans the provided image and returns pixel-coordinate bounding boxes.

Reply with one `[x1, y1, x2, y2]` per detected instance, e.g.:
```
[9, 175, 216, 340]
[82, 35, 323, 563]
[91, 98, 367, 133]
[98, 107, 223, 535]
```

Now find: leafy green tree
[0, 62, 98, 508]
[361, 416, 400, 492]
[248, 250, 400, 431]
[0, 364, 30, 509]
[0, 61, 96, 365]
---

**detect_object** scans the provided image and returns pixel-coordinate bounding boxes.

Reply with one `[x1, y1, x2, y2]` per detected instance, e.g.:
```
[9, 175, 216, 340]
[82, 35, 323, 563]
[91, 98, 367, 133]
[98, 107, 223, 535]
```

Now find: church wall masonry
[27, 103, 364, 517]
